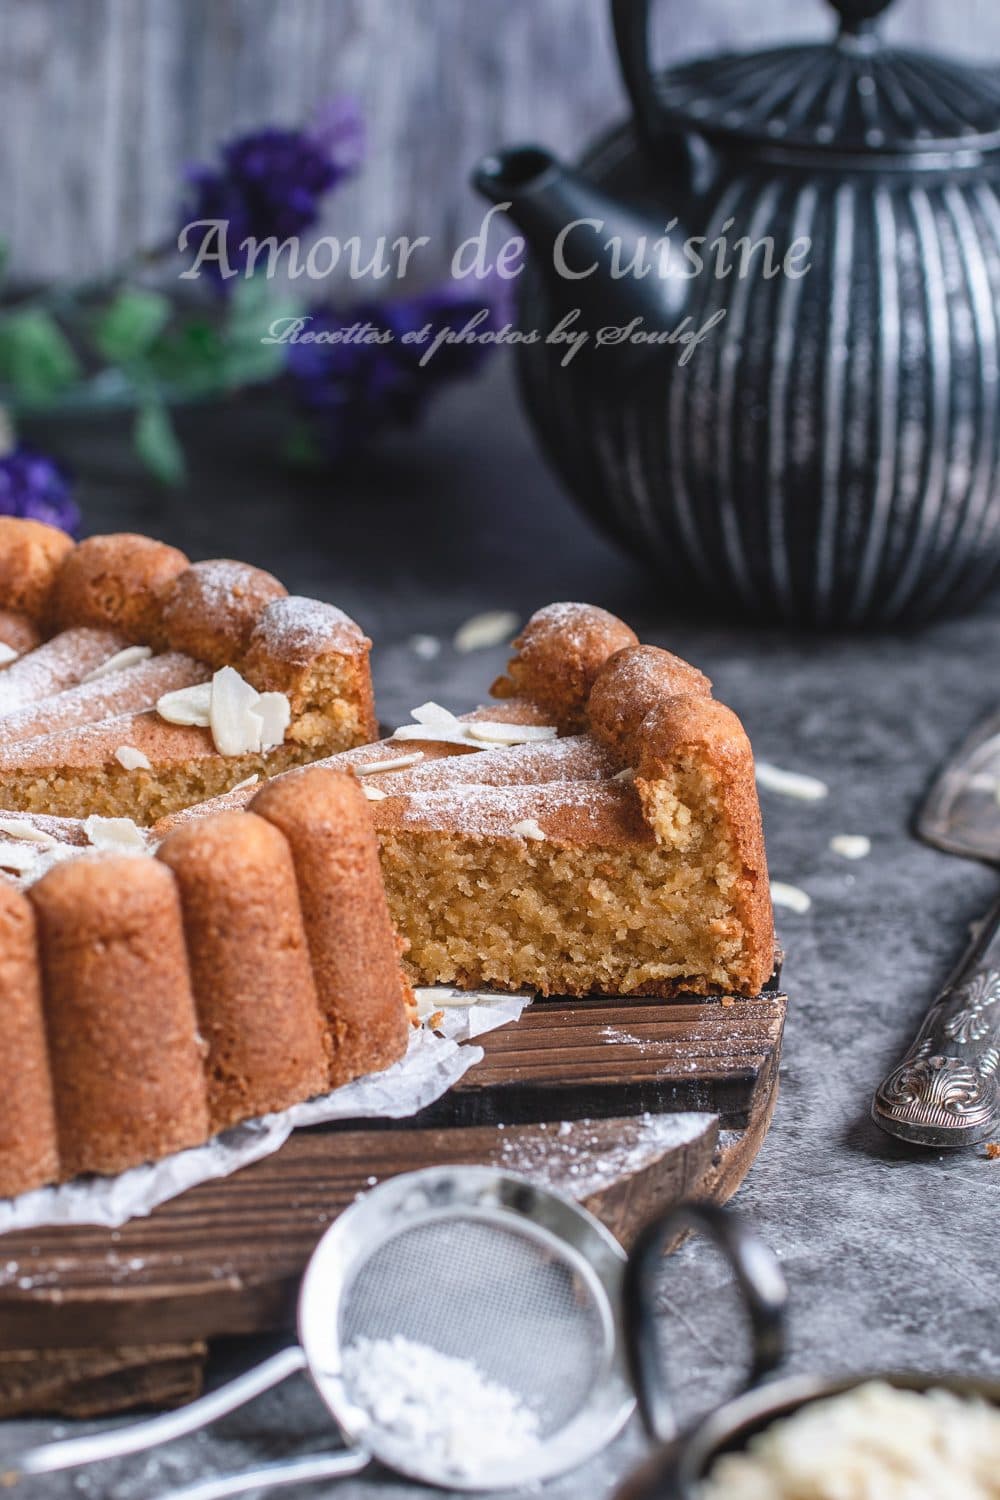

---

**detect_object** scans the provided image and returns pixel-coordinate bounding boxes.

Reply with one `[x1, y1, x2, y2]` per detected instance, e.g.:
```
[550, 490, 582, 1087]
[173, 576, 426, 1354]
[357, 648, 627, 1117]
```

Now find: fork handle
[872, 891, 1000, 1147]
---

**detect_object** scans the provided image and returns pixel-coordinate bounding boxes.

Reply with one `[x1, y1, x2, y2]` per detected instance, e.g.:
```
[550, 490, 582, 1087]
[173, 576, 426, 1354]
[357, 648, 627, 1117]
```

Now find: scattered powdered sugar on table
[341, 1334, 541, 1480]
[495, 1112, 715, 1198]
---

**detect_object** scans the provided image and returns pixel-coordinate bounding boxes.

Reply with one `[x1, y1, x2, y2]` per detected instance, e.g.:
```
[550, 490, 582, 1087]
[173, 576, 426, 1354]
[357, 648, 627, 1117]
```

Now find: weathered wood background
[1, 0, 996, 284]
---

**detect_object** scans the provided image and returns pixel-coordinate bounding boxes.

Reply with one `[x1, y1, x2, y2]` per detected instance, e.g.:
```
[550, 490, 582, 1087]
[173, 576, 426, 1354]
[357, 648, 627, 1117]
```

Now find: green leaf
[221, 280, 302, 387]
[0, 308, 81, 405]
[145, 320, 228, 397]
[94, 288, 171, 364]
[134, 401, 186, 486]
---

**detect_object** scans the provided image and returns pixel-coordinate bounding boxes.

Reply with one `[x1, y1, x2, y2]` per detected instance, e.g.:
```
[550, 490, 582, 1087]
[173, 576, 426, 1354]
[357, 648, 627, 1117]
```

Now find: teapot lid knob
[826, 0, 894, 34]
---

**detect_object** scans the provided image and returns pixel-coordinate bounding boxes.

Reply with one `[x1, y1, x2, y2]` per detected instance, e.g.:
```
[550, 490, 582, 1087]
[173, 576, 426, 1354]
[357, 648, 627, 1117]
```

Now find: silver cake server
[872, 710, 1000, 1148]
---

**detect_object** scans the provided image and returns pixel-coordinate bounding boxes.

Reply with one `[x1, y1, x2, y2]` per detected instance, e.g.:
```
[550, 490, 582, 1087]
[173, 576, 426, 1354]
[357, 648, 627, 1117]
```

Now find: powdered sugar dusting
[0, 814, 88, 885]
[525, 601, 614, 651]
[388, 780, 639, 841]
[0, 628, 127, 718]
[495, 1112, 715, 1197]
[1, 652, 207, 746]
[181, 559, 272, 613]
[252, 594, 363, 658]
[382, 736, 615, 794]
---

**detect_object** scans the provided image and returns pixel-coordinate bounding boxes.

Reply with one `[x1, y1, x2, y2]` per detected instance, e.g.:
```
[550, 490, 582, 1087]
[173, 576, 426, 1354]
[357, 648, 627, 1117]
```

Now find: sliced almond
[829, 834, 871, 860]
[257, 691, 291, 751]
[157, 681, 213, 727]
[410, 701, 461, 727]
[755, 761, 828, 802]
[362, 784, 388, 801]
[0, 819, 58, 848]
[409, 634, 441, 660]
[391, 724, 481, 746]
[83, 816, 148, 853]
[83, 645, 153, 683]
[453, 610, 519, 653]
[770, 880, 811, 914]
[511, 818, 546, 841]
[466, 722, 558, 745]
[209, 667, 263, 756]
[114, 745, 152, 772]
[0, 843, 41, 874]
[229, 774, 260, 794]
[353, 752, 425, 776]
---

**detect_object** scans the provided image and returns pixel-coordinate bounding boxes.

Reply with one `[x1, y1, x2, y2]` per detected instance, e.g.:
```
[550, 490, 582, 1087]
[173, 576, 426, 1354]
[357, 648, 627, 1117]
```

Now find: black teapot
[476, 0, 1000, 625]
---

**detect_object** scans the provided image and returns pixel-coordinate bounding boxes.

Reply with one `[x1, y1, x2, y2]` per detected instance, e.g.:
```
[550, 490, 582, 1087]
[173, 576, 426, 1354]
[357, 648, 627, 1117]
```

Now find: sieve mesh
[338, 1214, 609, 1437]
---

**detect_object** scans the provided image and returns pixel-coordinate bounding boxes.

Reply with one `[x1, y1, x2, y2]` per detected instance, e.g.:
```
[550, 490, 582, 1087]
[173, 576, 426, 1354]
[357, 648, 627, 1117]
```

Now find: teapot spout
[472, 145, 689, 336]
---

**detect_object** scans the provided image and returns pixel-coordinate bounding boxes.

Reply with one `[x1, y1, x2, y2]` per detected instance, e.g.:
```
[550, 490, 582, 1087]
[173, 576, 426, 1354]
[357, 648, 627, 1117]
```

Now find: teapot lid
[655, 0, 1000, 157]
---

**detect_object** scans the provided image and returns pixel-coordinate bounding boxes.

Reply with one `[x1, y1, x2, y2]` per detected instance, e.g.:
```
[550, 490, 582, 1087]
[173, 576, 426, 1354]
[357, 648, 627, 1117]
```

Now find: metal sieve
[13, 1166, 636, 1496]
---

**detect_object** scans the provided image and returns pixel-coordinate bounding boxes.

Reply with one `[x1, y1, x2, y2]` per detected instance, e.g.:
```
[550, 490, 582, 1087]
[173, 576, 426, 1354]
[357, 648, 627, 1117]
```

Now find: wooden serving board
[0, 990, 785, 1417]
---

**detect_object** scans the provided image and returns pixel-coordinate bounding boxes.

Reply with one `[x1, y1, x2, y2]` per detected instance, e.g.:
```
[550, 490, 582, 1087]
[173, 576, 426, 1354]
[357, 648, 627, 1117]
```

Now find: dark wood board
[0, 990, 785, 1415]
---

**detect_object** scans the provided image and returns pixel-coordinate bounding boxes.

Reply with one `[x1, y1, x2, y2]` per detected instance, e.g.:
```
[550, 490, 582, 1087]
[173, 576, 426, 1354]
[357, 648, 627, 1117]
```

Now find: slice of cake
[0, 522, 377, 822]
[156, 603, 775, 1000]
[372, 642, 772, 998]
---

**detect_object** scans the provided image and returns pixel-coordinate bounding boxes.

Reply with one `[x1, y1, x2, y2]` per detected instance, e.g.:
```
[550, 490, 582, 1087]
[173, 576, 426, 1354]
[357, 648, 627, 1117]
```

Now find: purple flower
[181, 98, 364, 282]
[286, 282, 509, 459]
[0, 449, 80, 534]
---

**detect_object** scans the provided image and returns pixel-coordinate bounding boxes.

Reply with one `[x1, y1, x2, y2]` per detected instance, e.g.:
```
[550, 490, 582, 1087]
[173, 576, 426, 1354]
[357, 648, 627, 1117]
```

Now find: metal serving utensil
[872, 711, 1000, 1148]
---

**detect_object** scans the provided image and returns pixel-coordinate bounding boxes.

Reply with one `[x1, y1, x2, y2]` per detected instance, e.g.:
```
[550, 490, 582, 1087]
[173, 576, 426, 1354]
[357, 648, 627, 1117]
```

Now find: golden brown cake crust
[252, 767, 409, 1087]
[0, 884, 60, 1197]
[29, 855, 210, 1178]
[491, 602, 638, 730]
[0, 518, 75, 621]
[633, 694, 774, 995]
[242, 595, 377, 743]
[0, 608, 44, 656]
[51, 532, 190, 640]
[587, 644, 712, 756]
[157, 811, 329, 1132]
[160, 559, 287, 666]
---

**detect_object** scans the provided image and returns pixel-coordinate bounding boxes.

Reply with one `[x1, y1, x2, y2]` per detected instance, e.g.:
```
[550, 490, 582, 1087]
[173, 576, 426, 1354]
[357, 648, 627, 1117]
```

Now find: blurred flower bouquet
[0, 100, 502, 524]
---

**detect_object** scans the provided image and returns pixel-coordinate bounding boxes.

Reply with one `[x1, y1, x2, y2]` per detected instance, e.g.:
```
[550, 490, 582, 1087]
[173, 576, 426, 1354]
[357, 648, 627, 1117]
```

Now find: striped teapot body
[515, 129, 1000, 625]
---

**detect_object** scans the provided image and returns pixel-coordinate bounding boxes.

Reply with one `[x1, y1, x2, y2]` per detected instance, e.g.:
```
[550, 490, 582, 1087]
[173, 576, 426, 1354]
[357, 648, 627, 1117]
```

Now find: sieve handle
[622, 1201, 787, 1445]
[152, 1448, 371, 1500]
[11, 1345, 308, 1477]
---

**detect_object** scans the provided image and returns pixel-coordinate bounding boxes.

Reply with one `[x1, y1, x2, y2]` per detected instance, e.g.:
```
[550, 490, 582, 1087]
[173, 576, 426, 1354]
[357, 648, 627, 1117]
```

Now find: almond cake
[0, 519, 409, 1197]
[0, 520, 773, 1200]
[158, 602, 776, 1000]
